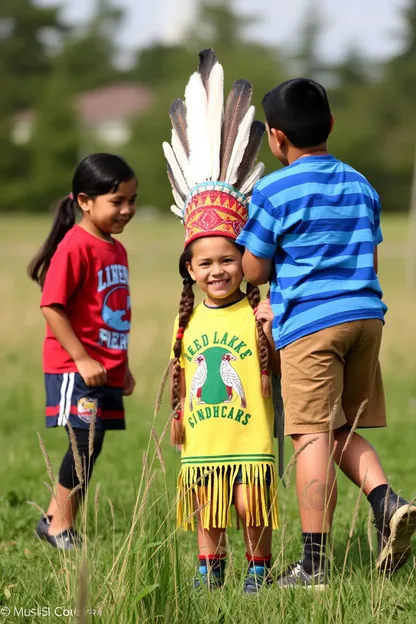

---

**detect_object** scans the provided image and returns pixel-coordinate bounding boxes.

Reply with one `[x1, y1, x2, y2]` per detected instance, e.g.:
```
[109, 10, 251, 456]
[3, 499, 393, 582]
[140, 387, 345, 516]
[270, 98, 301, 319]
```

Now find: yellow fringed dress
[171, 297, 279, 531]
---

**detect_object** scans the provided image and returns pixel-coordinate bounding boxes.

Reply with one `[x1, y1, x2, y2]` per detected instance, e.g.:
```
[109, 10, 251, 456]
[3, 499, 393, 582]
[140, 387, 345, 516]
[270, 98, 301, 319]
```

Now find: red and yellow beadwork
[184, 183, 248, 247]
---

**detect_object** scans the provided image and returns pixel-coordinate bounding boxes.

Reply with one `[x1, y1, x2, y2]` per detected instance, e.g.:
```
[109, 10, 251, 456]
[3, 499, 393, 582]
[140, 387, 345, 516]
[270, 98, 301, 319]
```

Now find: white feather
[240, 162, 265, 195]
[207, 62, 224, 180]
[185, 72, 210, 186]
[163, 142, 189, 198]
[171, 129, 190, 184]
[172, 188, 184, 210]
[225, 105, 255, 185]
[170, 205, 184, 221]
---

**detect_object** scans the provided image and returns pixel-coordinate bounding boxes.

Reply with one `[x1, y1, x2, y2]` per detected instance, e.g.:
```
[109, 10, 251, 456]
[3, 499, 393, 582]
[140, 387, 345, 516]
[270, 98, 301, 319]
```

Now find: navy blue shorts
[45, 373, 125, 430]
[234, 466, 272, 486]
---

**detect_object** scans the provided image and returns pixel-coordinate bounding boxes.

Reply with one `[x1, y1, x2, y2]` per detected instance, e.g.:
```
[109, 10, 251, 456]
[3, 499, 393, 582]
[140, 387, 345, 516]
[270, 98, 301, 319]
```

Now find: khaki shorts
[281, 319, 386, 436]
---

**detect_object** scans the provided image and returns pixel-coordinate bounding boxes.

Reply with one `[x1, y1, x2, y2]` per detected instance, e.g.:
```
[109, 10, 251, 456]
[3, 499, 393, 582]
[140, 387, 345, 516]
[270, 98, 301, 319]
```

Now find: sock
[367, 484, 390, 519]
[246, 553, 272, 576]
[302, 533, 327, 574]
[198, 554, 226, 577]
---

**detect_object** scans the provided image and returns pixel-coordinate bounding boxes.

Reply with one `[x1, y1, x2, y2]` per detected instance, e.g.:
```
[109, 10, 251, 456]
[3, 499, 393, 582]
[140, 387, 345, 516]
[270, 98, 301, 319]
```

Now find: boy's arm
[236, 188, 280, 285]
[242, 251, 273, 286]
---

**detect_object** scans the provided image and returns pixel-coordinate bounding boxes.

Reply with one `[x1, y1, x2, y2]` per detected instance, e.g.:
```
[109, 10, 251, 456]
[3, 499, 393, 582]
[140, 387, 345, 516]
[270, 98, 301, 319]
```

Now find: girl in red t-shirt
[28, 153, 138, 550]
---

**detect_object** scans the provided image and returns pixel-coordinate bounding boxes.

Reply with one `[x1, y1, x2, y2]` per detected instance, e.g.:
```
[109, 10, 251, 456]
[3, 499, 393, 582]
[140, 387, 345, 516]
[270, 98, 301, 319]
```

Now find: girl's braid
[246, 282, 271, 398]
[171, 279, 195, 445]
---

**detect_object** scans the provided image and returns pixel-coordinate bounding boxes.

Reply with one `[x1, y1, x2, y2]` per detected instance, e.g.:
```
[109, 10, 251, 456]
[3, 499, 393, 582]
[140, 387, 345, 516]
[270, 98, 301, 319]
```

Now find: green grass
[0, 215, 416, 623]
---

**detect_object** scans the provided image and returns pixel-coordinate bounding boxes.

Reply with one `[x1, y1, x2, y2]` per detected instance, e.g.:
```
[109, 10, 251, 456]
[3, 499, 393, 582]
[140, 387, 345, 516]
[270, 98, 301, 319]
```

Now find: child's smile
[207, 275, 234, 299]
[186, 237, 244, 307]
[208, 277, 231, 288]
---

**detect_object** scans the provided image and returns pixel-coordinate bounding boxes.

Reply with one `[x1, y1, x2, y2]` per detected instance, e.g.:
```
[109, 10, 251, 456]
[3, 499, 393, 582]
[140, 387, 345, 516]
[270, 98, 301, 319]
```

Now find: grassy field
[0, 214, 415, 624]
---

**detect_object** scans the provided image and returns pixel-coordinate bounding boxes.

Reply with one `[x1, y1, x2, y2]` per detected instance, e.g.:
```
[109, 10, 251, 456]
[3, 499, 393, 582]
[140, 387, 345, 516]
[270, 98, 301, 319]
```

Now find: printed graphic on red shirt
[97, 264, 130, 351]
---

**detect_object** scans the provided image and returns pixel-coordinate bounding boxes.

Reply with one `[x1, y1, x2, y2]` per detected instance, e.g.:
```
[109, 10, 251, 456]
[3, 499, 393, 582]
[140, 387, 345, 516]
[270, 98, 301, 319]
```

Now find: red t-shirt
[41, 225, 130, 387]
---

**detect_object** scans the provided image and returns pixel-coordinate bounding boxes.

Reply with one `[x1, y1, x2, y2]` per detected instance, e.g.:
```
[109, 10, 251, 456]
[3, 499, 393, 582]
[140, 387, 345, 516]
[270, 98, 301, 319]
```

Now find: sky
[36, 0, 409, 63]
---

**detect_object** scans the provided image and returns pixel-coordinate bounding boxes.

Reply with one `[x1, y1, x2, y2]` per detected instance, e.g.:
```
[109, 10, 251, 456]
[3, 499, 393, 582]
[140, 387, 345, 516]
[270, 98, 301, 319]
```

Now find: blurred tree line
[0, 0, 415, 213]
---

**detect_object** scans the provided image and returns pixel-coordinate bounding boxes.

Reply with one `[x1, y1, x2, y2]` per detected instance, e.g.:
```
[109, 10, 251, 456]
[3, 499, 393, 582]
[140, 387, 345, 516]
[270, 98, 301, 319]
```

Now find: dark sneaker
[375, 496, 416, 572]
[276, 560, 328, 590]
[35, 516, 51, 538]
[193, 562, 225, 590]
[244, 565, 273, 594]
[35, 519, 82, 551]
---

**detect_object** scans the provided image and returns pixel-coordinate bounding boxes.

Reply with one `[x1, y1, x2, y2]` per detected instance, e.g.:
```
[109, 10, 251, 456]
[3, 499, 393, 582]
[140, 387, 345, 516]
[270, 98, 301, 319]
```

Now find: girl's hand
[254, 299, 274, 337]
[76, 356, 107, 387]
[255, 300, 280, 375]
[123, 367, 136, 396]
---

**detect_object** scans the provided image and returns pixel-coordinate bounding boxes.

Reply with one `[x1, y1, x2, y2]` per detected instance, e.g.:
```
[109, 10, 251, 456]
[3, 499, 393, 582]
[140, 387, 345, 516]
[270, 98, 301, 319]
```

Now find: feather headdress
[163, 48, 266, 247]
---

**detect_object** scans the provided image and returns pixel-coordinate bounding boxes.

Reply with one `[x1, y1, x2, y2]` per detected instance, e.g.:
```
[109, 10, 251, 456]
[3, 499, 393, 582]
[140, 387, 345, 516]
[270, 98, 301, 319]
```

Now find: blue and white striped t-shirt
[236, 154, 387, 349]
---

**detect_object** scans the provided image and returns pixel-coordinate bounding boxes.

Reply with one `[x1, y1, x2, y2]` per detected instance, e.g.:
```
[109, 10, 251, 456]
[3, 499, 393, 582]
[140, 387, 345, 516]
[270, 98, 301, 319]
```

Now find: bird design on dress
[220, 352, 247, 408]
[189, 354, 208, 411]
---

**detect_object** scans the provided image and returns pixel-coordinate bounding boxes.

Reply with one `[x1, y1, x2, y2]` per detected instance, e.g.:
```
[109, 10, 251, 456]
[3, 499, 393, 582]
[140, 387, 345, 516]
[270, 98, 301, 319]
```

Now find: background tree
[0, 0, 66, 211]
[29, 70, 80, 211]
[290, 0, 327, 81]
[54, 0, 125, 94]
[0, 0, 65, 109]
[0, 0, 415, 214]
[125, 0, 286, 211]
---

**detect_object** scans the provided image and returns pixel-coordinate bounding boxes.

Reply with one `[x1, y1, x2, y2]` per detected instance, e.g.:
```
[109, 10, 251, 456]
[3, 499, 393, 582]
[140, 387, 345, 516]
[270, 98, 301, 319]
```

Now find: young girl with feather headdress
[163, 49, 280, 593]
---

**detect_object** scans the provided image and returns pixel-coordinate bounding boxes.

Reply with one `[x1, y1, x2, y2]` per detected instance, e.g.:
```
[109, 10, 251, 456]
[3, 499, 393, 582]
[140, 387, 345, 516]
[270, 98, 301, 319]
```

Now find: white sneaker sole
[376, 504, 416, 572]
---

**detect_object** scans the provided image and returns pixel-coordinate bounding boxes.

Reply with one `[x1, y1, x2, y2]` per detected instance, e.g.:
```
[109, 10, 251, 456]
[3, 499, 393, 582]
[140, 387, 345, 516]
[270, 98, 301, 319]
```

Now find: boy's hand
[76, 355, 107, 387]
[254, 300, 274, 337]
[123, 367, 136, 396]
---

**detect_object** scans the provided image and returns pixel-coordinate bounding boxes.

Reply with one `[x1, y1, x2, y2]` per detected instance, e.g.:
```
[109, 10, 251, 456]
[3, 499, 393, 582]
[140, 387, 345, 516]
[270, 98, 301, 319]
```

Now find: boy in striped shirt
[237, 78, 416, 588]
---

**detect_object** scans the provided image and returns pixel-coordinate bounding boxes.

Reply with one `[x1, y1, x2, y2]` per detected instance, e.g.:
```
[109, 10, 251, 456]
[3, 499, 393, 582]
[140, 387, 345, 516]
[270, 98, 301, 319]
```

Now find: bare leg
[46, 497, 58, 518]
[48, 484, 80, 535]
[333, 427, 388, 495]
[234, 484, 273, 557]
[234, 483, 273, 592]
[194, 489, 226, 557]
[292, 432, 337, 532]
[197, 521, 226, 557]
[195, 496, 226, 588]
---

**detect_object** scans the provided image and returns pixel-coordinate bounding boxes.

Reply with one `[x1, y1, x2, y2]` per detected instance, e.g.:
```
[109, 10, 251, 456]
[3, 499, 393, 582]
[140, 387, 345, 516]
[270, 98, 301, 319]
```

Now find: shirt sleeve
[40, 241, 85, 308]
[236, 186, 282, 259]
[373, 194, 383, 245]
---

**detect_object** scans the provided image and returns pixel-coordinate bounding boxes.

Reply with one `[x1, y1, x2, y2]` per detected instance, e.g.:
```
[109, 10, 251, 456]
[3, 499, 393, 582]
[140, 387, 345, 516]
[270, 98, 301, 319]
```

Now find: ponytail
[27, 196, 76, 288]
[246, 282, 271, 399]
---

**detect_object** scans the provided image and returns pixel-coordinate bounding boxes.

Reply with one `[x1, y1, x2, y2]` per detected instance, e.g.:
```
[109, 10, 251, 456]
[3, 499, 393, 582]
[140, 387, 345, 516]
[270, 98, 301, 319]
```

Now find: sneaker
[193, 562, 225, 590]
[35, 518, 82, 551]
[243, 565, 273, 594]
[276, 560, 328, 590]
[375, 496, 416, 572]
[35, 516, 51, 538]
